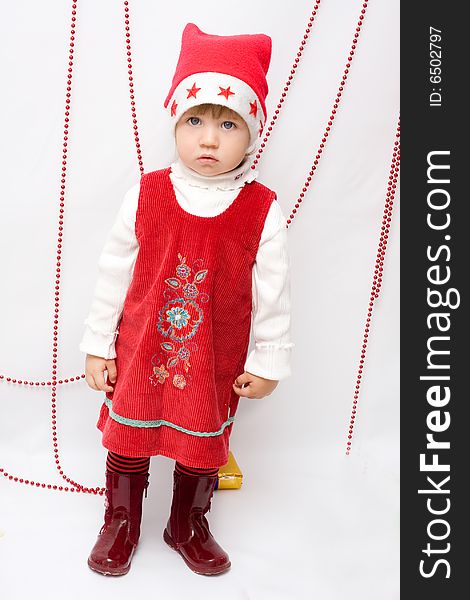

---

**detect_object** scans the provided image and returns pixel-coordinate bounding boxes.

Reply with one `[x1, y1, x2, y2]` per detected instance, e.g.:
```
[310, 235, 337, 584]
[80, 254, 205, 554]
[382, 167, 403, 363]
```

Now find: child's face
[175, 107, 251, 176]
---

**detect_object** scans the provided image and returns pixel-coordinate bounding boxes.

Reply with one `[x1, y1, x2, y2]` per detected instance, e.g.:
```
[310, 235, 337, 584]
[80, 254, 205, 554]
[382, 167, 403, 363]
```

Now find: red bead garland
[0, 375, 85, 386]
[252, 1, 322, 178]
[252, 0, 371, 229]
[0, 0, 104, 496]
[345, 117, 400, 455]
[124, 0, 144, 176]
[49, 1, 102, 495]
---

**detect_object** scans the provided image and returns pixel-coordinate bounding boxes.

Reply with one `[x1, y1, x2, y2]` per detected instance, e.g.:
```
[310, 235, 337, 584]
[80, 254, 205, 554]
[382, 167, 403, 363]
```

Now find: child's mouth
[197, 156, 218, 163]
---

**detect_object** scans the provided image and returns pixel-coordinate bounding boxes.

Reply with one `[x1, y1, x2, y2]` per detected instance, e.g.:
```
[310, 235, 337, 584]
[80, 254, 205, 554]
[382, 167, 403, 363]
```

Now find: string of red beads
[251, 1, 322, 182]
[49, 2, 102, 495]
[125, 0, 144, 176]
[345, 117, 400, 455]
[0, 0, 104, 496]
[0, 375, 85, 386]
[251, 1, 371, 229]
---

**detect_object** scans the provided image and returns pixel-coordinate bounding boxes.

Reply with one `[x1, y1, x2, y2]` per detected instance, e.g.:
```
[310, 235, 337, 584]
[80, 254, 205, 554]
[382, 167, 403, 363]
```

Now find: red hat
[164, 23, 272, 146]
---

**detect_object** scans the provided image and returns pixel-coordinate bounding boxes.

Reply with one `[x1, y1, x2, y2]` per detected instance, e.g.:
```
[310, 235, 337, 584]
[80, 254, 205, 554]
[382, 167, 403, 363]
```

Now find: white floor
[0, 439, 399, 600]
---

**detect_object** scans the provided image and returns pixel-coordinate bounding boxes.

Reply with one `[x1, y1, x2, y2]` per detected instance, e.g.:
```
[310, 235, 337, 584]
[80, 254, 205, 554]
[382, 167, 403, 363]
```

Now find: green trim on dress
[103, 397, 235, 437]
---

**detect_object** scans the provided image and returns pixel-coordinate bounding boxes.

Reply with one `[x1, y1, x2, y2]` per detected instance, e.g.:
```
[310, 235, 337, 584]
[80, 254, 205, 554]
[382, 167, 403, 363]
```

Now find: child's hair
[184, 102, 243, 122]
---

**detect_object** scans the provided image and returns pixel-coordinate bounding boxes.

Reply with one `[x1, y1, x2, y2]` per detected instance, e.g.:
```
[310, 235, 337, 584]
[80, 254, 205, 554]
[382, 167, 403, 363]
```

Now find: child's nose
[200, 125, 219, 147]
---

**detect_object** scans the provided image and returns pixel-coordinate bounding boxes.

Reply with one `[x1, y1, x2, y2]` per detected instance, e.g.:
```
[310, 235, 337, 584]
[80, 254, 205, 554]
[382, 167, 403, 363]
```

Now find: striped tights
[106, 450, 219, 477]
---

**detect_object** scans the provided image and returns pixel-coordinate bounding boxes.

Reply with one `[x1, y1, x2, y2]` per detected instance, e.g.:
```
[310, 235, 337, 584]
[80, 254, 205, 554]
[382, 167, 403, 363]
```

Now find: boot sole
[163, 528, 231, 576]
[87, 556, 131, 576]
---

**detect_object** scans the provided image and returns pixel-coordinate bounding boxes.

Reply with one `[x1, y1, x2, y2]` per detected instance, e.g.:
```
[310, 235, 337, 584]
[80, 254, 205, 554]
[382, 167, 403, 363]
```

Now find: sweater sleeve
[78, 182, 140, 359]
[244, 200, 295, 381]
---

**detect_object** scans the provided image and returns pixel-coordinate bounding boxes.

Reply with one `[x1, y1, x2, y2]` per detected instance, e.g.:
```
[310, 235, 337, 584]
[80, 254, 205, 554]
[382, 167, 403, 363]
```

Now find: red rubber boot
[163, 469, 231, 575]
[87, 470, 149, 576]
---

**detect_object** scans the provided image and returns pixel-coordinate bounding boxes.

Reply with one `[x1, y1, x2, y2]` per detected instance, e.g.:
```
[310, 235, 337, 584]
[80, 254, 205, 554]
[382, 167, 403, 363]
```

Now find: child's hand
[85, 354, 117, 393]
[232, 371, 278, 399]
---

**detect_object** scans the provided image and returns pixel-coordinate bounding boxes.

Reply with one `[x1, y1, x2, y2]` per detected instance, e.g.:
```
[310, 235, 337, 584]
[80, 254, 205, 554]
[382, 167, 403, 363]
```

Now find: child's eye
[222, 121, 235, 130]
[188, 116, 201, 125]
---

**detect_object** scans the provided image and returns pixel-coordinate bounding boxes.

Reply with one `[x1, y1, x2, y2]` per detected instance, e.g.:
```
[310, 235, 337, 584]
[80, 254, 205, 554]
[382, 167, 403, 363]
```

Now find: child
[79, 22, 294, 576]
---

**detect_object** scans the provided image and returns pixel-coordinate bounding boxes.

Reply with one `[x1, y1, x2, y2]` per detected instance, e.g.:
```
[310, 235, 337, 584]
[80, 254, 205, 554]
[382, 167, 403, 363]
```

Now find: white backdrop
[0, 1, 400, 599]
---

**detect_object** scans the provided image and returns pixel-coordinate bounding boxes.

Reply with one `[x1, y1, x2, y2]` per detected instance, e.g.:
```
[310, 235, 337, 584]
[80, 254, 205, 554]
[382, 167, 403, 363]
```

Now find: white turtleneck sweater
[79, 156, 294, 380]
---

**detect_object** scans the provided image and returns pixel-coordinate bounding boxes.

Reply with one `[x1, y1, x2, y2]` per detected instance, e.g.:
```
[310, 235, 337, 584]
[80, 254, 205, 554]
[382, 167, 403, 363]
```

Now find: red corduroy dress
[97, 167, 276, 468]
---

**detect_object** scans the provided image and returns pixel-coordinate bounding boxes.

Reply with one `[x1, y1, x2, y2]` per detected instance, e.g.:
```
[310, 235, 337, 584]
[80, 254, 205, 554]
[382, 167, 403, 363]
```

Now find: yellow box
[217, 451, 243, 490]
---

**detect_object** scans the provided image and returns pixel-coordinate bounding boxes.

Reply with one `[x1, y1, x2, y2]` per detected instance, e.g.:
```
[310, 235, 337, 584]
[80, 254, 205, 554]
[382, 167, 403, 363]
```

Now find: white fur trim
[167, 72, 265, 144]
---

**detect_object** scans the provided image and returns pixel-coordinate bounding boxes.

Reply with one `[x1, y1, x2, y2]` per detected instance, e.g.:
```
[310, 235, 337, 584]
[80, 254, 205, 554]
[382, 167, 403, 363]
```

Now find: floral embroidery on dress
[149, 252, 209, 389]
